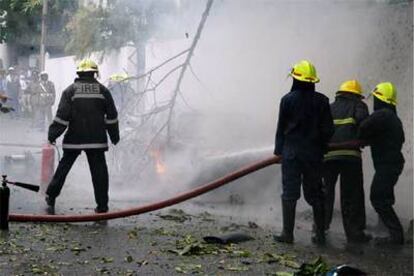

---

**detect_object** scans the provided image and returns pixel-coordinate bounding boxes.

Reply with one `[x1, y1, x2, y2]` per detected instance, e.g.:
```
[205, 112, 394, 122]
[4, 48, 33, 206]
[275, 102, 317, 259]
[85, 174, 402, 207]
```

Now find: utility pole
[40, 0, 48, 71]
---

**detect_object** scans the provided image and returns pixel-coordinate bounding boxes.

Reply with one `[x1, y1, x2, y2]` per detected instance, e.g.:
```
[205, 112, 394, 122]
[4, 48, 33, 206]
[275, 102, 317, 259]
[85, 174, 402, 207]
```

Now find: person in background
[45, 59, 119, 214]
[273, 60, 334, 245]
[0, 69, 7, 98]
[323, 80, 371, 243]
[20, 73, 32, 118]
[5, 67, 21, 118]
[27, 70, 44, 129]
[39, 71, 56, 127]
[358, 82, 405, 245]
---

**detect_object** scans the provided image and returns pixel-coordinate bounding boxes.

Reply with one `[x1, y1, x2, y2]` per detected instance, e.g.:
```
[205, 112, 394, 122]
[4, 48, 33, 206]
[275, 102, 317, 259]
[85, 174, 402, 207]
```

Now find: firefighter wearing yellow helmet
[289, 60, 320, 83]
[372, 82, 397, 106]
[45, 58, 120, 214]
[359, 81, 405, 245]
[108, 73, 129, 113]
[76, 58, 99, 73]
[323, 79, 371, 243]
[273, 60, 334, 245]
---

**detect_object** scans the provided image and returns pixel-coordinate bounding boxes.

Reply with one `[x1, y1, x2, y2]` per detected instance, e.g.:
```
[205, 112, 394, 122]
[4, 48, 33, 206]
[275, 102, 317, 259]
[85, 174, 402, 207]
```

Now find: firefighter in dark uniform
[273, 60, 334, 244]
[323, 80, 371, 243]
[359, 82, 405, 245]
[45, 59, 120, 213]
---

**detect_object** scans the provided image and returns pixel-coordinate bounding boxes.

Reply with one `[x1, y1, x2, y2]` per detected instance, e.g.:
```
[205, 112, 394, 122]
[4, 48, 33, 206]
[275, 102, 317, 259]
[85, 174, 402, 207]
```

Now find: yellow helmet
[338, 80, 363, 96]
[109, 73, 129, 82]
[289, 60, 320, 83]
[372, 82, 397, 106]
[76, 58, 99, 73]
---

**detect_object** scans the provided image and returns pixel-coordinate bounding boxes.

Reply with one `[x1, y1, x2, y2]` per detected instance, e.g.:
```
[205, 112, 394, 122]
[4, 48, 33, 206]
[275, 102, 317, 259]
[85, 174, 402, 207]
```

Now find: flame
[150, 148, 166, 174]
[156, 159, 166, 174]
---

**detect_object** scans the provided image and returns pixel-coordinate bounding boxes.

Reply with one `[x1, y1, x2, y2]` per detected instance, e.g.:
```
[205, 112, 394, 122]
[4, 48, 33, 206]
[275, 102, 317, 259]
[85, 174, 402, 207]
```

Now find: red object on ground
[40, 144, 55, 193]
[9, 155, 281, 222]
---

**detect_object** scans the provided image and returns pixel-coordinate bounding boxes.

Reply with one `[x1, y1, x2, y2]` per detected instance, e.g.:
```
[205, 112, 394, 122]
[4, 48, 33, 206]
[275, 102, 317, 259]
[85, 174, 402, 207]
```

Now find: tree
[65, 0, 176, 58]
[0, 0, 78, 55]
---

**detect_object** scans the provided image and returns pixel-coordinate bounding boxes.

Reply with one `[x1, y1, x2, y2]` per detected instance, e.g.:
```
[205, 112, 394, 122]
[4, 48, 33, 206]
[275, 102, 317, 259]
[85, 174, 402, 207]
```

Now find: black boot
[374, 206, 404, 245]
[273, 200, 296, 244]
[45, 195, 55, 215]
[311, 203, 326, 245]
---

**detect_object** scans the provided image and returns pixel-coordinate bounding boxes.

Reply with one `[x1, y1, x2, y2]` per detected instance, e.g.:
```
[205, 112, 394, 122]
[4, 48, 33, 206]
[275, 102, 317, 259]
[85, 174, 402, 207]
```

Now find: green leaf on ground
[225, 265, 249, 272]
[100, 257, 114, 263]
[127, 229, 138, 239]
[295, 256, 329, 276]
[264, 253, 300, 268]
[175, 263, 202, 274]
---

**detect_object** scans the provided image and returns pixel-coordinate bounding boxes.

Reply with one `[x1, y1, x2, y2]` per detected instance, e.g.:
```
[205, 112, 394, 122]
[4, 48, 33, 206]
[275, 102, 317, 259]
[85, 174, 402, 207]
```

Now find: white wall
[0, 43, 8, 69]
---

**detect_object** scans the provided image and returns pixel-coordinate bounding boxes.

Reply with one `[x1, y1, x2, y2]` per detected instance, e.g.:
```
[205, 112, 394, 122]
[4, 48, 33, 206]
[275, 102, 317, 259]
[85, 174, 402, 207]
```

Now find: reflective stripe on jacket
[48, 77, 119, 150]
[324, 93, 368, 161]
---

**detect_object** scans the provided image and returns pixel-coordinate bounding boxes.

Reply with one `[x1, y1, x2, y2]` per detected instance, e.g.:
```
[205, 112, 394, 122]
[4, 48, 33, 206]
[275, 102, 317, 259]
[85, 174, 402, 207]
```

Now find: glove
[112, 137, 120, 146]
[48, 137, 56, 145]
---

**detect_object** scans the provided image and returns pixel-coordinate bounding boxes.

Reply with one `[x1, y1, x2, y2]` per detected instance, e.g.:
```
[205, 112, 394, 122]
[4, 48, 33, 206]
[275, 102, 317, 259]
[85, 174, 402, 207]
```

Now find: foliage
[0, 0, 77, 48]
[65, 0, 176, 58]
[294, 256, 329, 276]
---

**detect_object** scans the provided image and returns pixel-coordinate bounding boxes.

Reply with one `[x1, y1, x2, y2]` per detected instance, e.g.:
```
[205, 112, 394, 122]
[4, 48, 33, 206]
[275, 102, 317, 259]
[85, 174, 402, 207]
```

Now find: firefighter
[39, 71, 56, 127]
[108, 73, 128, 113]
[273, 60, 334, 244]
[323, 80, 371, 243]
[358, 82, 405, 245]
[45, 59, 119, 214]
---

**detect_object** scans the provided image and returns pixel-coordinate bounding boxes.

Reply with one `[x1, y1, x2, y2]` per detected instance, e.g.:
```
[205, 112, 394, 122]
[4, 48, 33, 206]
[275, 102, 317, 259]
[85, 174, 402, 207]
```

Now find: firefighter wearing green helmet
[273, 60, 334, 245]
[323, 80, 371, 243]
[358, 82, 405, 245]
[45, 58, 120, 214]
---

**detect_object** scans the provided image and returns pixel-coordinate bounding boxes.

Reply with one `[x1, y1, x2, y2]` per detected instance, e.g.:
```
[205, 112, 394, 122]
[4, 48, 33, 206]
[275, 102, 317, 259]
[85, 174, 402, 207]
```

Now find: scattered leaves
[263, 253, 300, 269]
[175, 263, 202, 274]
[295, 256, 329, 276]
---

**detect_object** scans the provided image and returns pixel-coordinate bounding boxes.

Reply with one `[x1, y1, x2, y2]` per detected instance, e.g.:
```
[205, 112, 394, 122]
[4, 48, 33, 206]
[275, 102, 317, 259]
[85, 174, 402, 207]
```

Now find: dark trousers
[323, 160, 366, 237]
[370, 164, 404, 240]
[281, 158, 324, 206]
[46, 149, 109, 210]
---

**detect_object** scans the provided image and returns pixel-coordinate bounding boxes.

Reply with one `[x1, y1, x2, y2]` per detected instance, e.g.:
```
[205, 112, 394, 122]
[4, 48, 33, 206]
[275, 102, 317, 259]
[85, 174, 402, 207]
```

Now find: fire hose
[9, 155, 282, 222]
[5, 140, 363, 223]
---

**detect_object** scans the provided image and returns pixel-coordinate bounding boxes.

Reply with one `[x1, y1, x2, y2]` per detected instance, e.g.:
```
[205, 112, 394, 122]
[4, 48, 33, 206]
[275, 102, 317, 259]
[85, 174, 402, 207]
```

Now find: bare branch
[166, 0, 214, 140]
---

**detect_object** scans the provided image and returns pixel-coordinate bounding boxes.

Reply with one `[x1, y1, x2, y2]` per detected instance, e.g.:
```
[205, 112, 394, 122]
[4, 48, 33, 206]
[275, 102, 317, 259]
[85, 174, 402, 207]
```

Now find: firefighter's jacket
[274, 89, 334, 161]
[39, 80, 56, 106]
[358, 107, 404, 168]
[324, 93, 369, 161]
[48, 77, 119, 150]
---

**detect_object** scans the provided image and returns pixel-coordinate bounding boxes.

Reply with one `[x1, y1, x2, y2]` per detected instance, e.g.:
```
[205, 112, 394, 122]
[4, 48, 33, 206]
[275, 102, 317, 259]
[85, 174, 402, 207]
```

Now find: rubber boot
[273, 200, 296, 244]
[45, 195, 55, 215]
[311, 203, 326, 245]
[374, 206, 404, 245]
